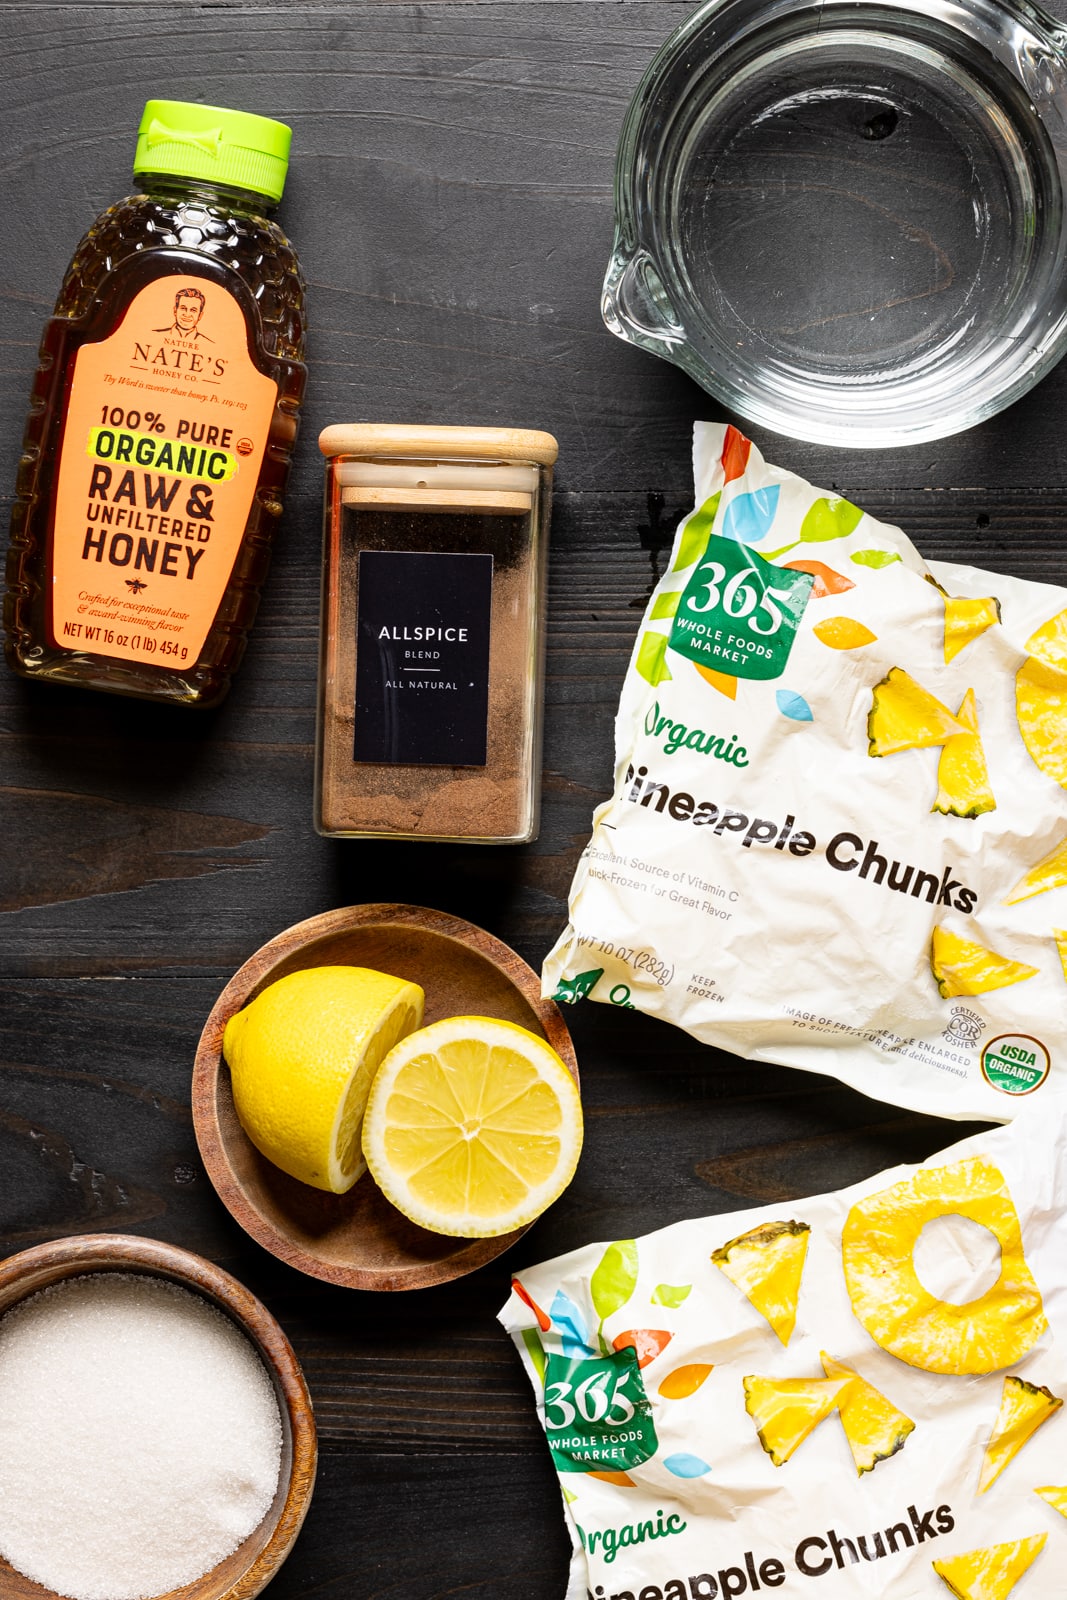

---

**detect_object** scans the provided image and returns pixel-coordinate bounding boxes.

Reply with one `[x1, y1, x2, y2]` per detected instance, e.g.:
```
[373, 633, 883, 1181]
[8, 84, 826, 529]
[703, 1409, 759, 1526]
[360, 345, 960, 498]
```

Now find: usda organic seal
[980, 1034, 1051, 1096]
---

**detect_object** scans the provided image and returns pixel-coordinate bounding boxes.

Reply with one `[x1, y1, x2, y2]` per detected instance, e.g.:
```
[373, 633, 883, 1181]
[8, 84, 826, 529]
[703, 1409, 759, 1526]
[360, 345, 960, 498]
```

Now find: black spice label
[353, 550, 493, 766]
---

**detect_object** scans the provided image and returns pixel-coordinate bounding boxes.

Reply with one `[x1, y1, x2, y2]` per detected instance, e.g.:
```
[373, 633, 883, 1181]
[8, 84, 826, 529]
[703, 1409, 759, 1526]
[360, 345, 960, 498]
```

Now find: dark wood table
[1, 3, 1064, 1595]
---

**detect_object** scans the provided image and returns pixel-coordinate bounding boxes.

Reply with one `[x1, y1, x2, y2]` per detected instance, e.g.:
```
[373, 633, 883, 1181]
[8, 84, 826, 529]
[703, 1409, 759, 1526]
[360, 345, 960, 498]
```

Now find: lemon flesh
[361, 1016, 583, 1237]
[223, 965, 424, 1194]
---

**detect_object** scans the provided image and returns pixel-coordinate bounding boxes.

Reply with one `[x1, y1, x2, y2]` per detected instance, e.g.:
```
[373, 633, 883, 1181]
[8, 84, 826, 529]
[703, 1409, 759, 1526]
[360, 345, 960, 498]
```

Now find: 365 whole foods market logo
[980, 1034, 1051, 1096]
[669, 536, 814, 680]
[543, 1348, 658, 1473]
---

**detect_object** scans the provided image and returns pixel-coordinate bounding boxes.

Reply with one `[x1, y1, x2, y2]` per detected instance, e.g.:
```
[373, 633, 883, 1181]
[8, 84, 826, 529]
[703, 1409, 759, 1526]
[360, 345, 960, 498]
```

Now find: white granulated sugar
[0, 1272, 283, 1600]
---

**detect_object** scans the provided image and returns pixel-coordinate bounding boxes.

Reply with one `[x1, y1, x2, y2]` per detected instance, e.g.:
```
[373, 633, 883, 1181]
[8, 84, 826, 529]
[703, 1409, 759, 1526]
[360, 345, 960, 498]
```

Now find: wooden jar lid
[318, 423, 558, 466]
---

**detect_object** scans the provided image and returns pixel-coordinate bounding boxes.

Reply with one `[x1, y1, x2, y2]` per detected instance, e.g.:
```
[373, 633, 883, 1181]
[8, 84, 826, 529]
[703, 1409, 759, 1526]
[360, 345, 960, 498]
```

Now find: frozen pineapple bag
[544, 424, 1067, 1122]
[500, 1100, 1067, 1599]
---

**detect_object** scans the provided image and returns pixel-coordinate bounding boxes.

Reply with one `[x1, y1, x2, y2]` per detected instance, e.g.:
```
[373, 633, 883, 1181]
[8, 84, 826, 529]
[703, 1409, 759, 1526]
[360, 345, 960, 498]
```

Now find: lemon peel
[223, 965, 424, 1194]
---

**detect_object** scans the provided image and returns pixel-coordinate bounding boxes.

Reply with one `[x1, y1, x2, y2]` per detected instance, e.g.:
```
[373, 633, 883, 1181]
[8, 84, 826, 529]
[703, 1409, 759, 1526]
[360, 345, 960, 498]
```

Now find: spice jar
[316, 424, 557, 843]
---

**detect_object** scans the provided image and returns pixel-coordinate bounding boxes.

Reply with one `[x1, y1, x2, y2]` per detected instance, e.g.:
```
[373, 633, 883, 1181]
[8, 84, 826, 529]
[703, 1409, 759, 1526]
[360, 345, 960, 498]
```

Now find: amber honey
[4, 101, 306, 707]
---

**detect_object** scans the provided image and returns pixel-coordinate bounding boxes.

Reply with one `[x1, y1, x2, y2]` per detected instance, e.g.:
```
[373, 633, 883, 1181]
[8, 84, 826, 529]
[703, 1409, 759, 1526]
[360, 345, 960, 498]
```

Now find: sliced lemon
[361, 1016, 582, 1237]
[223, 965, 424, 1194]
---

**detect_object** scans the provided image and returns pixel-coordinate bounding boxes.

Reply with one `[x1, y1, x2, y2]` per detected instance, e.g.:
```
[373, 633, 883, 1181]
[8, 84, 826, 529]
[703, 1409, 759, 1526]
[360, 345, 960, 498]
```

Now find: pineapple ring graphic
[841, 1156, 1047, 1374]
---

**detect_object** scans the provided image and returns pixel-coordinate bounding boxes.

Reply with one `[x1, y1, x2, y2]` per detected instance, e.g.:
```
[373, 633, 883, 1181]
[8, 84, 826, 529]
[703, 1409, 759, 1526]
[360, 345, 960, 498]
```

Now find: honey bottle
[4, 100, 306, 706]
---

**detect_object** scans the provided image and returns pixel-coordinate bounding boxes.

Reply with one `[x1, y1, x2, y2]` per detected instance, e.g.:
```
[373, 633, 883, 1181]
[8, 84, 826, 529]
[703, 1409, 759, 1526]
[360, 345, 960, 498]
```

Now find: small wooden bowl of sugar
[0, 1233, 316, 1600]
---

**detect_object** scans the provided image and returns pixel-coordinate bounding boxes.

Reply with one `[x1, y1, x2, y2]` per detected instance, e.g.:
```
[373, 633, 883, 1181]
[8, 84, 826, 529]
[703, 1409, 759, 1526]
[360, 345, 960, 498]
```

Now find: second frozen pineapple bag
[544, 425, 1067, 1121]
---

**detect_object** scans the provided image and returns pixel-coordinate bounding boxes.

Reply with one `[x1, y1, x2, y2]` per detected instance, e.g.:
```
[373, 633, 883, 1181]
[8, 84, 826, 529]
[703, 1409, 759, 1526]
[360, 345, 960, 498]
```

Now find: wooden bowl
[192, 904, 579, 1290]
[0, 1232, 316, 1600]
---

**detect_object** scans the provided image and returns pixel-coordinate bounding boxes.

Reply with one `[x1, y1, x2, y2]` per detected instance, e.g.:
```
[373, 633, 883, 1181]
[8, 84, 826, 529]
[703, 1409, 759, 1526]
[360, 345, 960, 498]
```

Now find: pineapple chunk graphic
[712, 1220, 810, 1345]
[931, 927, 1038, 999]
[1024, 605, 1067, 673]
[933, 1534, 1046, 1600]
[868, 667, 968, 756]
[1056, 931, 1067, 985]
[819, 1351, 915, 1475]
[743, 1374, 847, 1466]
[978, 1376, 1062, 1494]
[841, 1155, 1046, 1374]
[933, 689, 996, 817]
[1034, 1485, 1067, 1518]
[1016, 607, 1067, 789]
[1004, 835, 1067, 905]
[944, 595, 1001, 663]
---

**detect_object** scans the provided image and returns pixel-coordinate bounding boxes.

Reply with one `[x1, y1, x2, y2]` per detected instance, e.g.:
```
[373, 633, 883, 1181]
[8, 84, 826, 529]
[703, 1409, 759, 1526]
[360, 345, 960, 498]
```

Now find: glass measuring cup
[603, 0, 1067, 447]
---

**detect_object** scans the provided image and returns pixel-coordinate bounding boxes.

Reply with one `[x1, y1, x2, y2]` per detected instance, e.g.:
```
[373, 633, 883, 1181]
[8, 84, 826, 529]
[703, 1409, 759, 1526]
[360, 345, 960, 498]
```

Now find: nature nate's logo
[131, 285, 230, 379]
[670, 535, 814, 680]
[543, 1348, 658, 1473]
[155, 286, 211, 340]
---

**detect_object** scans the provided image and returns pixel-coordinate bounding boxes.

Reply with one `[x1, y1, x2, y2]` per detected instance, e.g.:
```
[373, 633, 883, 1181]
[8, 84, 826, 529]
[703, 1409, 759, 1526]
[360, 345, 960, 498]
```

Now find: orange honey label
[50, 273, 278, 668]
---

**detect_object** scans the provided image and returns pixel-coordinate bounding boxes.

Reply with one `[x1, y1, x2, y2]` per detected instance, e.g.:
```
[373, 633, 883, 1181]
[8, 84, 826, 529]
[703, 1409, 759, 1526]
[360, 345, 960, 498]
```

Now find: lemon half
[361, 1016, 583, 1237]
[223, 965, 424, 1194]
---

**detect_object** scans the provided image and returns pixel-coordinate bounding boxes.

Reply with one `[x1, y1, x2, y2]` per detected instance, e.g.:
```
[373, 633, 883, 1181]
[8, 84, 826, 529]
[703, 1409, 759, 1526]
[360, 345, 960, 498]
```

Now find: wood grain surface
[0, 1, 1064, 1595]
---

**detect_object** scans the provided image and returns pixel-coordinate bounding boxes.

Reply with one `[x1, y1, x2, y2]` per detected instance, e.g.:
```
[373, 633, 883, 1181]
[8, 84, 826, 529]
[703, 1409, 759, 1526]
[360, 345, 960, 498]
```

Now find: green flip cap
[134, 99, 291, 204]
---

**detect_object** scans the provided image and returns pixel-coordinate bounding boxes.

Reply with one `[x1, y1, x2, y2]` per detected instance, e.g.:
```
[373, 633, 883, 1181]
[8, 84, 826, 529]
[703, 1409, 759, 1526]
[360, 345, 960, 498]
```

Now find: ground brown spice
[317, 504, 542, 840]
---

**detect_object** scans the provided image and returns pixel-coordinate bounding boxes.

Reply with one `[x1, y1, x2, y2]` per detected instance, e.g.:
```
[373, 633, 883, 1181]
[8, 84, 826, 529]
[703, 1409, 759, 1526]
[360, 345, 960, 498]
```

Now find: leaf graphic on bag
[591, 1240, 639, 1322]
[612, 1328, 673, 1368]
[765, 495, 863, 559]
[636, 631, 671, 686]
[663, 1452, 712, 1478]
[551, 1290, 597, 1356]
[851, 548, 900, 569]
[652, 1282, 691, 1308]
[659, 1363, 714, 1399]
[521, 1326, 547, 1385]
[671, 492, 722, 572]
[721, 485, 780, 546]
